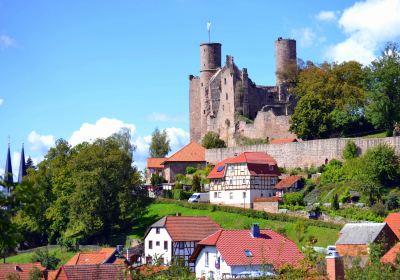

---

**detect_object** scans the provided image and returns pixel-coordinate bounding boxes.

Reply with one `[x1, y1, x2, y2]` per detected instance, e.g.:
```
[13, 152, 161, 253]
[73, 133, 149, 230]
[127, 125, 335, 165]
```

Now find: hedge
[155, 198, 341, 230]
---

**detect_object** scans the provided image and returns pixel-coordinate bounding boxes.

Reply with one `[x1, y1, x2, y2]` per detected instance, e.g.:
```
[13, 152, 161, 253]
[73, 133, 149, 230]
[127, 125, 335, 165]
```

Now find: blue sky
[1, 0, 400, 173]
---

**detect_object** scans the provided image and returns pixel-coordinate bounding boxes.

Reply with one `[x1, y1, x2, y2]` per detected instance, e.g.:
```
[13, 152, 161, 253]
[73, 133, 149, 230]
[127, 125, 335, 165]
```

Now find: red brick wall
[326, 256, 344, 280]
[336, 244, 368, 257]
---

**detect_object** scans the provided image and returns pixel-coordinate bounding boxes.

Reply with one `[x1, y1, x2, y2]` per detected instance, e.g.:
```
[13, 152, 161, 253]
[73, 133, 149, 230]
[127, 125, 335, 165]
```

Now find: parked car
[188, 192, 209, 203]
[327, 245, 336, 255]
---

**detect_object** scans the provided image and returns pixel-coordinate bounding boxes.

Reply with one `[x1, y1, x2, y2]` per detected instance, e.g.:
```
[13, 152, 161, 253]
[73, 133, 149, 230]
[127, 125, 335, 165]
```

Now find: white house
[190, 224, 304, 279]
[208, 152, 280, 208]
[143, 215, 220, 270]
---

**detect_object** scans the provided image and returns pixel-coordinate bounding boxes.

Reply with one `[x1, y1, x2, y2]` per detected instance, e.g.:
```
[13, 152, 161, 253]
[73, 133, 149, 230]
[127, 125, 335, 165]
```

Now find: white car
[188, 192, 209, 203]
[327, 245, 337, 255]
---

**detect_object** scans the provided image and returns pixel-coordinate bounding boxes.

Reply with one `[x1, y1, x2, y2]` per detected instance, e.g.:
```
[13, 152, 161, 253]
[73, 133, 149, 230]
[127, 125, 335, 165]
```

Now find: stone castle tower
[189, 38, 297, 147]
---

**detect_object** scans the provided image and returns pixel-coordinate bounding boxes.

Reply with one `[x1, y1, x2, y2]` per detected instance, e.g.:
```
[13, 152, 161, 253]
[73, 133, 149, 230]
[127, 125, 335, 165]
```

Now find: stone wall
[206, 136, 400, 168]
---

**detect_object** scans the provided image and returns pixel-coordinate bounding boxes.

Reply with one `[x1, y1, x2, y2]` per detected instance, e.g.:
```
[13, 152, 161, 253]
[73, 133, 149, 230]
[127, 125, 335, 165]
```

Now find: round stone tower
[199, 43, 222, 139]
[275, 38, 296, 85]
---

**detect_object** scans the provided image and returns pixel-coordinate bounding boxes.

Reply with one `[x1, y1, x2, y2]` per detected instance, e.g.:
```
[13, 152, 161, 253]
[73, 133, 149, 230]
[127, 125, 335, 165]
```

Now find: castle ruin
[189, 38, 297, 146]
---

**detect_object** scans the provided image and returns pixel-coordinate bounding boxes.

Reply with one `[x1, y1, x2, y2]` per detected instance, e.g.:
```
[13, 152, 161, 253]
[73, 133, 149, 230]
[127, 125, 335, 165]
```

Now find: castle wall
[189, 76, 201, 143]
[237, 110, 296, 140]
[205, 136, 400, 168]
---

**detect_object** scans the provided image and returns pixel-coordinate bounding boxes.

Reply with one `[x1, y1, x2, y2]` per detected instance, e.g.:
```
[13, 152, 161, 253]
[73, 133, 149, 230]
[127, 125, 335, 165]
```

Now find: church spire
[4, 142, 13, 185]
[18, 143, 27, 183]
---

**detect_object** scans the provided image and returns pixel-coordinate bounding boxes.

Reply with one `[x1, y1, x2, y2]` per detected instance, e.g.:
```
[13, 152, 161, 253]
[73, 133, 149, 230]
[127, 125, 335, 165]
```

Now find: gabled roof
[145, 216, 221, 241]
[147, 158, 166, 169]
[162, 142, 205, 163]
[0, 263, 45, 280]
[270, 138, 298, 144]
[336, 223, 387, 245]
[385, 213, 400, 239]
[225, 152, 277, 165]
[53, 264, 125, 280]
[207, 152, 280, 179]
[274, 176, 302, 190]
[191, 229, 303, 268]
[65, 248, 117, 266]
[381, 242, 400, 265]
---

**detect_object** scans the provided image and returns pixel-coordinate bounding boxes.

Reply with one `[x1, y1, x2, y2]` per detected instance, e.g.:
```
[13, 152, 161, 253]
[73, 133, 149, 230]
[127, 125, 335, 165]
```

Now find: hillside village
[2, 2, 400, 279]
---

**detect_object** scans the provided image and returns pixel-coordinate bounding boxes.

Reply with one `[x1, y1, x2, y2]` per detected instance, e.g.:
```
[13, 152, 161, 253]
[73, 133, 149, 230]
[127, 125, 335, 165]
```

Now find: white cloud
[147, 112, 187, 123]
[316, 10, 338, 22]
[0, 34, 16, 49]
[292, 27, 318, 48]
[0, 99, 3, 106]
[28, 131, 55, 154]
[69, 117, 136, 146]
[326, 0, 400, 64]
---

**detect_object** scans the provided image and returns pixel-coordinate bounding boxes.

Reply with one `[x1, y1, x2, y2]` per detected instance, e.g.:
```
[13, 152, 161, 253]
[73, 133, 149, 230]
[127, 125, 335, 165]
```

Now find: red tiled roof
[381, 242, 400, 265]
[162, 142, 205, 163]
[254, 196, 281, 202]
[191, 229, 303, 268]
[54, 264, 125, 280]
[147, 158, 166, 169]
[208, 152, 280, 179]
[385, 213, 400, 239]
[225, 152, 277, 165]
[274, 176, 303, 190]
[161, 216, 220, 241]
[207, 157, 234, 179]
[134, 265, 169, 276]
[271, 138, 298, 144]
[0, 263, 45, 280]
[65, 248, 116, 266]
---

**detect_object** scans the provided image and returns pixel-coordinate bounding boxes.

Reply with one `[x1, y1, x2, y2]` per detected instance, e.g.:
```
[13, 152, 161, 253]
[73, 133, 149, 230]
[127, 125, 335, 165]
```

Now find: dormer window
[244, 250, 253, 257]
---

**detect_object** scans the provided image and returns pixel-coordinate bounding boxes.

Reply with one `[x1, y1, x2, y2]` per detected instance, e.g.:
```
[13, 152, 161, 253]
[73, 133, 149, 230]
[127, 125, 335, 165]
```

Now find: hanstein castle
[189, 37, 298, 147]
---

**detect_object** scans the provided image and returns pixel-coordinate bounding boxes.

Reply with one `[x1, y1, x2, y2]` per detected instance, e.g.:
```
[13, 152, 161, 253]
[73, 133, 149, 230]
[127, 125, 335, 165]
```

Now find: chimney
[326, 252, 344, 280]
[251, 223, 260, 238]
[176, 213, 181, 216]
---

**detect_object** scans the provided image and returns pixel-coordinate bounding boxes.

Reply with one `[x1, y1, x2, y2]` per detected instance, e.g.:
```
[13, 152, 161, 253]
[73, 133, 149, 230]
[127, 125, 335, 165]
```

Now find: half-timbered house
[143, 215, 221, 270]
[208, 152, 280, 208]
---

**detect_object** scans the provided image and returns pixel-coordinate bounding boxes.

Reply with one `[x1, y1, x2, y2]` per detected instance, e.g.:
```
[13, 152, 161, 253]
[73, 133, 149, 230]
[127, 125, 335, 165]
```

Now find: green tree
[0, 193, 21, 263]
[290, 61, 367, 139]
[191, 175, 201, 192]
[343, 140, 358, 160]
[31, 248, 60, 270]
[150, 173, 166, 186]
[201, 131, 226, 149]
[365, 42, 400, 135]
[28, 268, 43, 280]
[332, 193, 339, 210]
[25, 157, 36, 171]
[149, 128, 171, 158]
[283, 192, 304, 206]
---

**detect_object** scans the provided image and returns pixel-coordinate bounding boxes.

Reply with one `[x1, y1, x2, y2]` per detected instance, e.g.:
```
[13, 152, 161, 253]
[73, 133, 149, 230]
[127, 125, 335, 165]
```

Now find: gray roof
[336, 223, 387, 245]
[143, 217, 166, 239]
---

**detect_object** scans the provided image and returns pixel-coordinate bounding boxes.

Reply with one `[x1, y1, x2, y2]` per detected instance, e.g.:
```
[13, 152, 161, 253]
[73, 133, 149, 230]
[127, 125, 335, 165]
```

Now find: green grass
[5, 247, 76, 267]
[362, 131, 387, 138]
[128, 203, 339, 248]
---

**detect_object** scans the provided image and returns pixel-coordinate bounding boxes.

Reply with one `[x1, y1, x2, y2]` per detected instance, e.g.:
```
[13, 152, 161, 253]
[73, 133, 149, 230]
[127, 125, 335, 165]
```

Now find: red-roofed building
[144, 215, 220, 270]
[381, 242, 400, 265]
[159, 142, 206, 183]
[0, 263, 46, 280]
[207, 152, 280, 208]
[190, 225, 304, 279]
[385, 213, 400, 239]
[274, 175, 304, 197]
[146, 158, 167, 184]
[50, 264, 125, 280]
[65, 248, 117, 266]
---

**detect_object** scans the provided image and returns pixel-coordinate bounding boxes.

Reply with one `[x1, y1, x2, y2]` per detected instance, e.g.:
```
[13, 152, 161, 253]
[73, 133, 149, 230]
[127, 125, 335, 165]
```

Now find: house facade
[274, 175, 303, 198]
[146, 158, 166, 184]
[144, 216, 220, 270]
[208, 152, 280, 208]
[190, 224, 304, 279]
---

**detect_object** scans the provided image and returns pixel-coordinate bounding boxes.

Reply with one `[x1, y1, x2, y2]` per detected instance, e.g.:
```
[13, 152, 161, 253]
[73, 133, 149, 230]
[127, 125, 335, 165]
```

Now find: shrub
[332, 193, 339, 210]
[385, 191, 400, 210]
[371, 202, 386, 217]
[191, 175, 201, 192]
[283, 192, 304, 206]
[31, 248, 60, 270]
[151, 173, 166, 186]
[201, 131, 226, 149]
[185, 166, 197, 175]
[343, 140, 358, 160]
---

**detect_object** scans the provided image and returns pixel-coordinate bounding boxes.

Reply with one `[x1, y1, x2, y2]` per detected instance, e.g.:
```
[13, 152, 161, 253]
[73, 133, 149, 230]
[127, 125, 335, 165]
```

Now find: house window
[156, 241, 160, 246]
[244, 249, 253, 257]
[164, 241, 168, 250]
[214, 192, 218, 198]
[149, 241, 153, 249]
[230, 179, 233, 185]
[205, 252, 209, 267]
[156, 228, 160, 234]
[218, 192, 221, 198]
[242, 178, 246, 184]
[203, 110, 206, 114]
[179, 242, 184, 249]
[229, 192, 233, 199]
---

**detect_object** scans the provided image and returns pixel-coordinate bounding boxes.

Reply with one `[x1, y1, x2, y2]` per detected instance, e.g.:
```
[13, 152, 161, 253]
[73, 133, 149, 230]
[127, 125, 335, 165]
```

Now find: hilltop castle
[189, 38, 297, 147]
